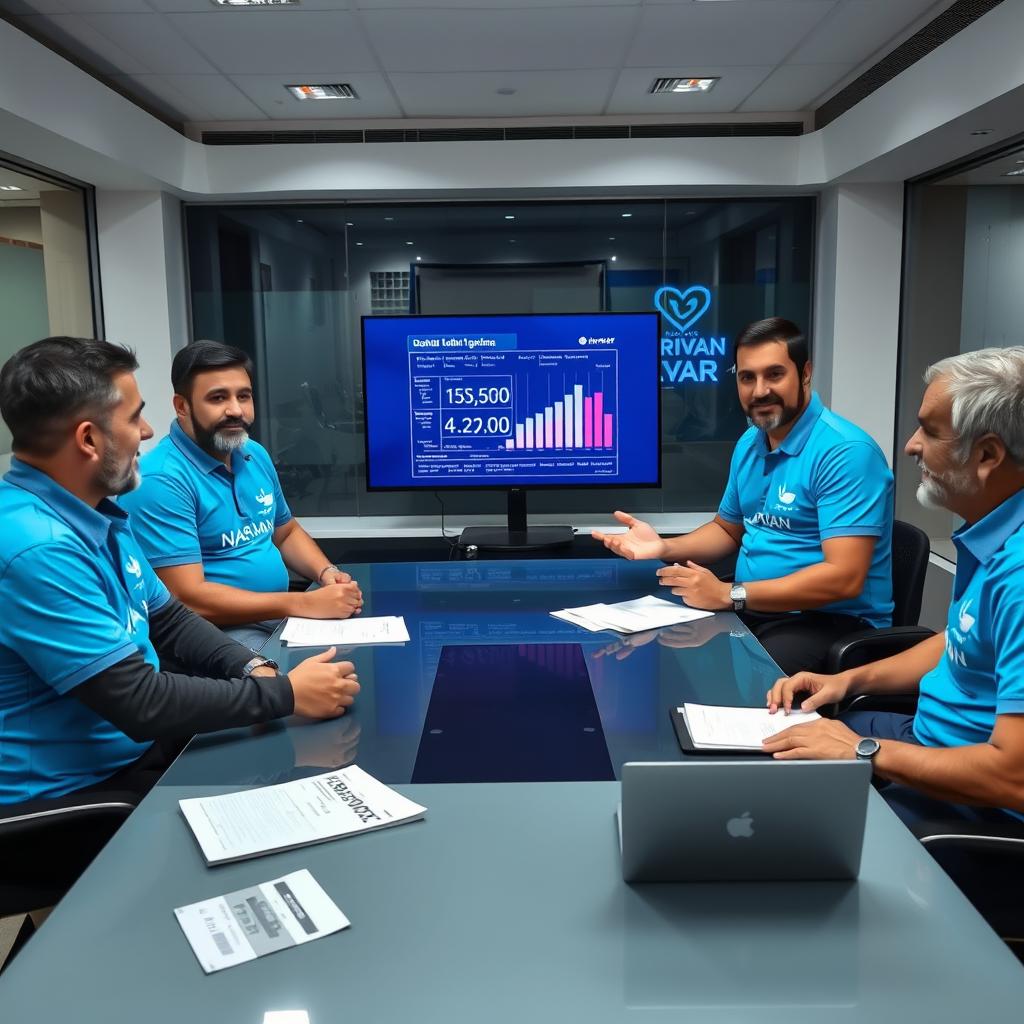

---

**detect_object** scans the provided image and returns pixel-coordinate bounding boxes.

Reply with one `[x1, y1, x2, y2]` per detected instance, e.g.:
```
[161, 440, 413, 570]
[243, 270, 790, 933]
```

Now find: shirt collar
[758, 391, 824, 458]
[169, 419, 232, 475]
[3, 458, 127, 550]
[953, 487, 1024, 566]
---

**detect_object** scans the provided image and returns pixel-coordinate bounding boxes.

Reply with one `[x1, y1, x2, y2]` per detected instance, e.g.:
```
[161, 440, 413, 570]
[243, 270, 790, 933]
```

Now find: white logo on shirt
[255, 488, 274, 516]
[125, 556, 142, 578]
[126, 607, 145, 633]
[777, 483, 796, 505]
[958, 599, 976, 634]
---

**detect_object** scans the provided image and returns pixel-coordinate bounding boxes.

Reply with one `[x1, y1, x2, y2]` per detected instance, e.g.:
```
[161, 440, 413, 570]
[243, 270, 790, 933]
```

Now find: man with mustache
[763, 347, 1024, 922]
[120, 341, 362, 651]
[594, 317, 894, 675]
[0, 337, 360, 812]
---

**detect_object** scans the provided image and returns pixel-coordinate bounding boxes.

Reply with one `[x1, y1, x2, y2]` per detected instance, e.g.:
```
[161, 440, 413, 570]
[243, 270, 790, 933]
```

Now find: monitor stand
[458, 488, 574, 553]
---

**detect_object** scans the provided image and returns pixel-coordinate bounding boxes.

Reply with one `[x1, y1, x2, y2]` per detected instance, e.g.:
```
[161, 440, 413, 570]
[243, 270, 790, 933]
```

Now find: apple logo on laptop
[726, 812, 754, 838]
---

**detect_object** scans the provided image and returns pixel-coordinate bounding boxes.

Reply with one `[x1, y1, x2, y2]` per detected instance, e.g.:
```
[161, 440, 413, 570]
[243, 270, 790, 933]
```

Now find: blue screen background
[363, 313, 661, 489]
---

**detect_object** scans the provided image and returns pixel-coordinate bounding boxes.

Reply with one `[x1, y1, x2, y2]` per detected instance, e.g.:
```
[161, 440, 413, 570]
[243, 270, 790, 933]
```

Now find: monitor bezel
[360, 311, 663, 493]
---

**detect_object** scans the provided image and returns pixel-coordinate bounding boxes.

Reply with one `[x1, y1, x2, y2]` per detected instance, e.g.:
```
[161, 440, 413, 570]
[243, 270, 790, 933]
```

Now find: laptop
[618, 759, 871, 882]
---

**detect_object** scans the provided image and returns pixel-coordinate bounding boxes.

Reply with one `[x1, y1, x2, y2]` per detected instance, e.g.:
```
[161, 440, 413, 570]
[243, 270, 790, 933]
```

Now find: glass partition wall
[185, 198, 815, 518]
[898, 141, 1024, 561]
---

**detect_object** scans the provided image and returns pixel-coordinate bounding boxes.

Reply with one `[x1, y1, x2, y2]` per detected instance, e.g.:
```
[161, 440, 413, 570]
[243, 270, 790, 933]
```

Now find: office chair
[0, 791, 138, 918]
[826, 519, 934, 674]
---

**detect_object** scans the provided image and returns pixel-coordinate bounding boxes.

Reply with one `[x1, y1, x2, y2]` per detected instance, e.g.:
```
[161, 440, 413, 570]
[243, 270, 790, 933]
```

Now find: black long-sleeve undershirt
[72, 598, 294, 742]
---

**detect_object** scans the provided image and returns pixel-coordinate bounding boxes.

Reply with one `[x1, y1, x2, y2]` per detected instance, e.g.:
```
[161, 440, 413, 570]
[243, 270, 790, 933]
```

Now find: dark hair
[733, 318, 809, 377]
[0, 336, 138, 456]
[171, 340, 254, 399]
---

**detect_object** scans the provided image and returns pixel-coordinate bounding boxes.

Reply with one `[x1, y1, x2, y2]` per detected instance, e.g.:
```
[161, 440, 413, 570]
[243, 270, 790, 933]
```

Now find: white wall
[814, 183, 904, 463]
[95, 191, 189, 444]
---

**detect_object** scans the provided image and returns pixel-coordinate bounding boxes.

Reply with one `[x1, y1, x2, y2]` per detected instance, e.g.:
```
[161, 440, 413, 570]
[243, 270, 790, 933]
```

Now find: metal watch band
[242, 655, 279, 676]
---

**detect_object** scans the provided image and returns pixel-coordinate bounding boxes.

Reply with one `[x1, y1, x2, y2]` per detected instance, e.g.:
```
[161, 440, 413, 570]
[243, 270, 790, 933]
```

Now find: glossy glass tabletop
[160, 558, 782, 788]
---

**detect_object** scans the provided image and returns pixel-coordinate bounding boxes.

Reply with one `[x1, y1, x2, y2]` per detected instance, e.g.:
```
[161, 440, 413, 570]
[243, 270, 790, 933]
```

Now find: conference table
[2, 558, 1023, 1021]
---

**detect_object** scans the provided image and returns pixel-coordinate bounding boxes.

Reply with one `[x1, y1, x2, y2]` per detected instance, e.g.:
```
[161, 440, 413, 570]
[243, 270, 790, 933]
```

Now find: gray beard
[211, 428, 249, 454]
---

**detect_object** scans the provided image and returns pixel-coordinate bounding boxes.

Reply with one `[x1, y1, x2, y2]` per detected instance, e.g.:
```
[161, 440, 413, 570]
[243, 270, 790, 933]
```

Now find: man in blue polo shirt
[764, 347, 1024, 923]
[0, 336, 361, 815]
[594, 317, 893, 675]
[120, 341, 362, 651]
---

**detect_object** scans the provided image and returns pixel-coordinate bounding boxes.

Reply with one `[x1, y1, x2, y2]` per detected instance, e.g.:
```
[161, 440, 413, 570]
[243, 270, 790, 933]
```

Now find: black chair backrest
[891, 519, 931, 627]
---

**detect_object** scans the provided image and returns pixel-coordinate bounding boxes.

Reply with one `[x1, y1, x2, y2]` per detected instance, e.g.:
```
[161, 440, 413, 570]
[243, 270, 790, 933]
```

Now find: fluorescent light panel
[212, 0, 298, 6]
[0, 185, 24, 191]
[650, 77, 719, 94]
[1004, 168, 1024, 177]
[286, 83, 357, 101]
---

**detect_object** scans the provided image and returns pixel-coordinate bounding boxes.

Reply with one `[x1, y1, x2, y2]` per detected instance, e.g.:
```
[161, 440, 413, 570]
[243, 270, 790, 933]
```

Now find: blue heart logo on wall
[654, 285, 711, 334]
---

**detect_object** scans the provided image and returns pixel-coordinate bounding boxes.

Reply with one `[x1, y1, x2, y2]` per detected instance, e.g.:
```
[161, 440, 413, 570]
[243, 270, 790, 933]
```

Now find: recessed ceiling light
[0, 185, 23, 191]
[650, 77, 719, 94]
[213, 0, 297, 5]
[345, 221, 354, 226]
[296, 219, 303, 223]
[608, 236, 616, 241]
[621, 213, 632, 218]
[509, 239, 516, 243]
[415, 255, 422, 261]
[285, 83, 357, 101]
[504, 215, 515, 220]
[970, 129, 993, 136]
[355, 241, 363, 246]
[610, 255, 617, 262]
[405, 241, 414, 245]
[1003, 168, 1024, 177]
[384, 216, 394, 222]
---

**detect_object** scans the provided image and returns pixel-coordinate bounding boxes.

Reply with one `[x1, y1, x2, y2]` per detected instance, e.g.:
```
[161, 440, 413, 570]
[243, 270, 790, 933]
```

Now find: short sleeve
[813, 442, 893, 540]
[0, 546, 140, 694]
[121, 473, 203, 568]
[717, 444, 744, 524]
[990, 572, 1024, 716]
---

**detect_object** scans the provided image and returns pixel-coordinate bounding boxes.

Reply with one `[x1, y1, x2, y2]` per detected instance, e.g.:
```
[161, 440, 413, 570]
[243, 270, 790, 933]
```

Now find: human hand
[761, 717, 861, 760]
[301, 581, 364, 619]
[765, 671, 853, 715]
[655, 616, 736, 650]
[656, 561, 730, 610]
[591, 511, 668, 561]
[320, 566, 353, 586]
[288, 647, 361, 718]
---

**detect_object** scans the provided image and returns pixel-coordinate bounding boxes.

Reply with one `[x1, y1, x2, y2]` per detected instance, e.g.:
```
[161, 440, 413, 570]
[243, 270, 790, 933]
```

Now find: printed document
[179, 765, 427, 865]
[280, 614, 410, 647]
[175, 869, 349, 974]
[680, 703, 821, 750]
[552, 595, 713, 634]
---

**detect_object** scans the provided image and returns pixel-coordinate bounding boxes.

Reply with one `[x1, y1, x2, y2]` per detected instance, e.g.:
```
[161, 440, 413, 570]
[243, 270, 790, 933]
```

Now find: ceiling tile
[167, 10, 379, 74]
[625, 2, 836, 67]
[230, 72, 402, 118]
[17, 12, 151, 73]
[79, 11, 218, 73]
[3, 0, 152, 13]
[606, 66, 774, 115]
[140, 73, 266, 119]
[353, 0, 636, 7]
[147, 0, 351, 11]
[389, 69, 617, 118]
[360, 7, 639, 73]
[788, 0, 947, 64]
[737, 62, 853, 111]
[109, 71, 211, 118]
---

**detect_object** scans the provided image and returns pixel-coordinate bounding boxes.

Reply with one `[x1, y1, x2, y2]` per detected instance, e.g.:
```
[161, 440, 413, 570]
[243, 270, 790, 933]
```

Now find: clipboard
[670, 707, 771, 758]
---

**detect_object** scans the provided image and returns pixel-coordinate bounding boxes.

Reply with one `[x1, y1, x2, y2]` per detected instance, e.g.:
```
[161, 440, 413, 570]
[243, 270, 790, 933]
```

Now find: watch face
[856, 738, 880, 758]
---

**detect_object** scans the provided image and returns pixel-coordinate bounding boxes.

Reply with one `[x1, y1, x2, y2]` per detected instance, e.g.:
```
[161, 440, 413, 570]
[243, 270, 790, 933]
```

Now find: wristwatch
[242, 655, 280, 676]
[729, 583, 747, 612]
[855, 737, 881, 762]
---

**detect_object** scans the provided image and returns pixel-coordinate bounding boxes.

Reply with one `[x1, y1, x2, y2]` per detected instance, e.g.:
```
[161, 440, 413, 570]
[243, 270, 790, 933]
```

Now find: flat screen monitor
[361, 312, 662, 494]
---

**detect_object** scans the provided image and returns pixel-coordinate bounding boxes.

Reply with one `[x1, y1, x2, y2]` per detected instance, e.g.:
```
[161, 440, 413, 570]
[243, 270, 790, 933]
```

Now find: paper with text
[280, 615, 410, 647]
[680, 703, 822, 750]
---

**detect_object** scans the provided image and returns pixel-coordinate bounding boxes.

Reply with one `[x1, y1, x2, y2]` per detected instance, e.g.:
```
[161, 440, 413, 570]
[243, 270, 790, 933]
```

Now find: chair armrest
[827, 626, 936, 674]
[911, 819, 1024, 857]
[0, 792, 138, 842]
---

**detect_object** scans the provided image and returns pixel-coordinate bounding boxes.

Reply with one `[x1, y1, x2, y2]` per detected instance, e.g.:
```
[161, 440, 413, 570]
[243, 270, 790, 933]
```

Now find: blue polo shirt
[717, 392, 894, 627]
[119, 422, 292, 593]
[915, 490, 1024, 814]
[0, 460, 170, 803]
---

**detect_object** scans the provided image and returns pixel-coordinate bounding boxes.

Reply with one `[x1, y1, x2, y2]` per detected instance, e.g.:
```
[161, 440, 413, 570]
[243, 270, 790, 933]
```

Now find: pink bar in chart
[501, 381, 615, 451]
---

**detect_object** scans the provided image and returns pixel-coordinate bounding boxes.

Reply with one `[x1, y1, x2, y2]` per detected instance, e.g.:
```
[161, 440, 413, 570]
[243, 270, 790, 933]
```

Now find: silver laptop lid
[620, 759, 871, 882]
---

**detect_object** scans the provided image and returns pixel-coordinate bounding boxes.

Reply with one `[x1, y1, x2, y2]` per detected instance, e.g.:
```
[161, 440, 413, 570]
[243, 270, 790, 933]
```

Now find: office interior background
[2, 0, 1023, 599]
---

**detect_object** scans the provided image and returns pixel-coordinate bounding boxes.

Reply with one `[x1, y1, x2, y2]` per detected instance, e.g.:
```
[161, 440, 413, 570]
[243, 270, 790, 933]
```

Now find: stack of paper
[179, 764, 427, 865]
[280, 614, 410, 647]
[551, 595, 714, 634]
[679, 703, 821, 750]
